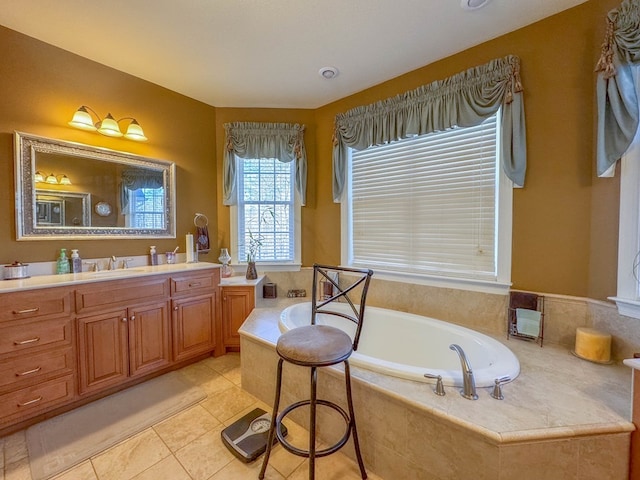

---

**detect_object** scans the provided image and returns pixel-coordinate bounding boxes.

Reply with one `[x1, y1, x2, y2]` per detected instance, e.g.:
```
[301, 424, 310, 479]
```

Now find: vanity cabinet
[75, 277, 171, 395]
[0, 286, 76, 428]
[0, 265, 220, 435]
[171, 270, 220, 362]
[221, 286, 255, 351]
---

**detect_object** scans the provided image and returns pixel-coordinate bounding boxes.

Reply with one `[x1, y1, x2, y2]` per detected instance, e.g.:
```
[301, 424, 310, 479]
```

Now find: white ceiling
[0, 0, 587, 109]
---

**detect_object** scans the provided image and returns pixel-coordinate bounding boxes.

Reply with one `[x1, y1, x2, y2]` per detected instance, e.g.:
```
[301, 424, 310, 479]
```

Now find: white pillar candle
[186, 233, 194, 262]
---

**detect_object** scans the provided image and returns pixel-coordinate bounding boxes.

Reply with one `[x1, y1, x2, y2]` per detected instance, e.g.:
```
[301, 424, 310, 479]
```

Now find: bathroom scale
[221, 407, 287, 463]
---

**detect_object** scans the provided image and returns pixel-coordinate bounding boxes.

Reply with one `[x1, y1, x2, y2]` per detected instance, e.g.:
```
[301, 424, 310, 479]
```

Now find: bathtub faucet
[449, 344, 478, 400]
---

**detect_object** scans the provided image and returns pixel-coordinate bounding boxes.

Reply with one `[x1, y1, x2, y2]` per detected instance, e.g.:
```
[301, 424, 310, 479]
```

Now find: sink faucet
[449, 344, 478, 400]
[108, 256, 117, 270]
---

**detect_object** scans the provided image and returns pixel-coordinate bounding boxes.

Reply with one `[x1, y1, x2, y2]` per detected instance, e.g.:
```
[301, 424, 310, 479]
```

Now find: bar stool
[259, 264, 374, 480]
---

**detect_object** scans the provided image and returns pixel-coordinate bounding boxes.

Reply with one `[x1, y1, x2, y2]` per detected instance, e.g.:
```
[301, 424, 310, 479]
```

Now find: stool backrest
[311, 264, 374, 351]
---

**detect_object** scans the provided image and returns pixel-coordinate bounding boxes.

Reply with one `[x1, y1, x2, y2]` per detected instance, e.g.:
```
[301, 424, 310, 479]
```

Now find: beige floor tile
[51, 460, 97, 480]
[4, 456, 31, 480]
[153, 404, 220, 452]
[209, 457, 285, 480]
[4, 431, 28, 466]
[174, 427, 235, 480]
[178, 363, 237, 397]
[203, 353, 241, 375]
[286, 451, 373, 480]
[130, 455, 191, 480]
[200, 385, 257, 422]
[91, 429, 171, 480]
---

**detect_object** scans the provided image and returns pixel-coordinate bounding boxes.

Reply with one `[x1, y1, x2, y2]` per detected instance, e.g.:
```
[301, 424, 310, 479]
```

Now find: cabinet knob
[130, 315, 135, 321]
[122, 317, 127, 322]
[173, 306, 179, 311]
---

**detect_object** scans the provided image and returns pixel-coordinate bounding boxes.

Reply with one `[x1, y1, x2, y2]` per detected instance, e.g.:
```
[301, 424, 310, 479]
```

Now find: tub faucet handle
[423, 373, 445, 396]
[490, 376, 511, 400]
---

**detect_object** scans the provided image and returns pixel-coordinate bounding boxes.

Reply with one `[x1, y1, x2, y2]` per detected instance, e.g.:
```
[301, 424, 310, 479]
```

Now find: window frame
[230, 156, 302, 271]
[610, 65, 640, 318]
[340, 117, 513, 294]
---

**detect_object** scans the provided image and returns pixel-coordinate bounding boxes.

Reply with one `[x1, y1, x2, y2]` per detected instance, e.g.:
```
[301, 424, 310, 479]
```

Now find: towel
[515, 308, 541, 337]
[196, 225, 210, 254]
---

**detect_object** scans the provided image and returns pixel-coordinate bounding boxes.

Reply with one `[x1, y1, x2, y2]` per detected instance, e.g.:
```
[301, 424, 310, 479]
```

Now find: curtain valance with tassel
[223, 122, 307, 205]
[595, 0, 640, 177]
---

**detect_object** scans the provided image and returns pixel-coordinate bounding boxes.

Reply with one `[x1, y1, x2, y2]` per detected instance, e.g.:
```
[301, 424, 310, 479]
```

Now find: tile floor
[0, 354, 382, 480]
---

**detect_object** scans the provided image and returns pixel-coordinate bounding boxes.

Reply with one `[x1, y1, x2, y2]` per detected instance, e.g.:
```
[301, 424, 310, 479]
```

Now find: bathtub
[279, 302, 520, 388]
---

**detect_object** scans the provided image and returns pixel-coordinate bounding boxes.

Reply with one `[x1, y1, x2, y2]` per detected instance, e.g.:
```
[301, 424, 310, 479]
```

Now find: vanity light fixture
[36, 172, 72, 185]
[69, 105, 148, 142]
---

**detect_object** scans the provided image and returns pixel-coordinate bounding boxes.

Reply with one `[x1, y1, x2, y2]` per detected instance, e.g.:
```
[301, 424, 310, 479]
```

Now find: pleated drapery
[223, 122, 307, 205]
[595, 0, 640, 177]
[332, 55, 527, 202]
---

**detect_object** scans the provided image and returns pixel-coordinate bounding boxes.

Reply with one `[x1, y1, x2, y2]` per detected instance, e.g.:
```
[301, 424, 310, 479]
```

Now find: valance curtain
[223, 122, 307, 206]
[332, 55, 526, 202]
[595, 0, 640, 177]
[120, 169, 164, 210]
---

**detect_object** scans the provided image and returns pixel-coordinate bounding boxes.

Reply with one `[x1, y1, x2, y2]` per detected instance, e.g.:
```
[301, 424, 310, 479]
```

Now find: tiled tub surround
[264, 269, 640, 361]
[240, 297, 633, 480]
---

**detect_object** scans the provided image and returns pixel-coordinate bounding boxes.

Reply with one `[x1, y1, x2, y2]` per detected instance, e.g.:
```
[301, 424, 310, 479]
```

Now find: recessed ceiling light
[461, 0, 491, 10]
[319, 67, 339, 79]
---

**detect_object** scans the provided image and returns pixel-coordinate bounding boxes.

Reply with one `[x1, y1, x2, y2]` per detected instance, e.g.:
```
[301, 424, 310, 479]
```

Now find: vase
[218, 248, 234, 278]
[246, 261, 258, 280]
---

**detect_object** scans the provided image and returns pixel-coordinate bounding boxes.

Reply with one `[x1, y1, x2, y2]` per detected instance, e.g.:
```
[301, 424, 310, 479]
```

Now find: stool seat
[276, 325, 353, 366]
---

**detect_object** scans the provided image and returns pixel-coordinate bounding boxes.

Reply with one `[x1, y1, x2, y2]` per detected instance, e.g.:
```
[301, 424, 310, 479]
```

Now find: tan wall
[0, 0, 624, 300]
[0, 25, 217, 263]
[313, 0, 621, 299]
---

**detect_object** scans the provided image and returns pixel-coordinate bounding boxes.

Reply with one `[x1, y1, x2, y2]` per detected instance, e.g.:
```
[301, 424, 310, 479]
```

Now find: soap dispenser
[71, 249, 82, 273]
[56, 248, 70, 274]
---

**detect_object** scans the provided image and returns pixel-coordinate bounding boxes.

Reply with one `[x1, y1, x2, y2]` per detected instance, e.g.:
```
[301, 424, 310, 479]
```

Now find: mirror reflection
[15, 132, 176, 240]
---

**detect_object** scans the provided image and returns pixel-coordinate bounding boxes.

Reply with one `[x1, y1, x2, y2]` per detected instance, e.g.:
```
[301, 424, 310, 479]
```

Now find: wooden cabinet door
[222, 287, 255, 349]
[128, 302, 171, 378]
[172, 293, 216, 362]
[77, 309, 128, 395]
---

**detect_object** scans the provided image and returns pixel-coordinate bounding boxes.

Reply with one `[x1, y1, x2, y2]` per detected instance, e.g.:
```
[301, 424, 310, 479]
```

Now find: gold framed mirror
[15, 131, 176, 240]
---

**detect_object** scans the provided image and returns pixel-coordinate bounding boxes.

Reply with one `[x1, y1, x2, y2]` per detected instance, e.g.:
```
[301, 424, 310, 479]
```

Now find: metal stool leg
[309, 366, 317, 480]
[259, 358, 284, 480]
[345, 361, 367, 479]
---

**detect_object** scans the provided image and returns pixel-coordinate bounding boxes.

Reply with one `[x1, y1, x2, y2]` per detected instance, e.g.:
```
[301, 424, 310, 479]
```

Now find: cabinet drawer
[171, 271, 217, 296]
[0, 317, 72, 356]
[76, 276, 170, 314]
[0, 374, 75, 423]
[0, 348, 74, 393]
[0, 287, 73, 323]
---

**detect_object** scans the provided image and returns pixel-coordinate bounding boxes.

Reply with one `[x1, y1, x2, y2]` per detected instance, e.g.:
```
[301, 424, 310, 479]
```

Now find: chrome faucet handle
[423, 373, 446, 396]
[490, 376, 511, 400]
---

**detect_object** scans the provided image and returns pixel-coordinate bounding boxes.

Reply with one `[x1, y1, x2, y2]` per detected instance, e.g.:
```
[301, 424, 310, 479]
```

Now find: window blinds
[350, 115, 498, 280]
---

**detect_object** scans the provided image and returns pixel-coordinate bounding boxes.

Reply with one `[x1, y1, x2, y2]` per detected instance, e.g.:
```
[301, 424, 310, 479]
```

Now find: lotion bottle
[56, 248, 70, 274]
[71, 249, 82, 273]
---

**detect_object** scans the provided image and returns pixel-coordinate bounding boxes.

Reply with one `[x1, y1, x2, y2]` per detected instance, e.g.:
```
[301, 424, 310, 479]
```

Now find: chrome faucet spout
[109, 256, 117, 270]
[449, 344, 478, 400]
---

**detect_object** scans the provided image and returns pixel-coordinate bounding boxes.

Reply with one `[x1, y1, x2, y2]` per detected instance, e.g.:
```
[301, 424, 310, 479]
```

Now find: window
[231, 156, 301, 267]
[342, 113, 512, 292]
[126, 188, 165, 229]
[612, 65, 640, 318]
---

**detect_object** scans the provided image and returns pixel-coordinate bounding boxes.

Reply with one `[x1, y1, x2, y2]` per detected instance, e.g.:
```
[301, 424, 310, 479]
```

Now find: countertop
[0, 262, 221, 293]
